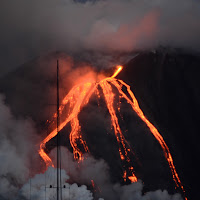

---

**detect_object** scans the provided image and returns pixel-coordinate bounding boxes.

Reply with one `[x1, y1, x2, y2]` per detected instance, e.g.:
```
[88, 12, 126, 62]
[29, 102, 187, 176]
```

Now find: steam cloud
[18, 167, 95, 200]
[18, 166, 183, 200]
[1, 0, 200, 75]
[0, 94, 39, 199]
[18, 147, 184, 200]
[0, 95, 183, 199]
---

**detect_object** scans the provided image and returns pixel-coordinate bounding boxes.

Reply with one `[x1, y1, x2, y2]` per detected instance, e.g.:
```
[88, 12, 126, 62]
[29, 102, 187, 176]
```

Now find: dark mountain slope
[118, 49, 200, 200]
[0, 49, 199, 199]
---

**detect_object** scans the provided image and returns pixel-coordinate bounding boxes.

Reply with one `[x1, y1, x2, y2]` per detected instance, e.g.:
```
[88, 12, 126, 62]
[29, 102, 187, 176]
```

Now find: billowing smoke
[18, 167, 184, 200]
[0, 95, 183, 199]
[0, 94, 39, 199]
[1, 0, 200, 75]
[17, 148, 183, 200]
[114, 182, 183, 200]
[18, 167, 95, 200]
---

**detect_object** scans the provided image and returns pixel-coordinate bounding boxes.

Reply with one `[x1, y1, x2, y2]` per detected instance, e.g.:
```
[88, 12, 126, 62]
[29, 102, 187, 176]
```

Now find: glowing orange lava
[91, 179, 101, 193]
[111, 65, 123, 78]
[39, 65, 187, 199]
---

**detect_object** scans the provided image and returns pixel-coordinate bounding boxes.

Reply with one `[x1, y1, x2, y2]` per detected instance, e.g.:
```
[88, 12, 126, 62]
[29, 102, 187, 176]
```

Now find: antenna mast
[57, 60, 62, 200]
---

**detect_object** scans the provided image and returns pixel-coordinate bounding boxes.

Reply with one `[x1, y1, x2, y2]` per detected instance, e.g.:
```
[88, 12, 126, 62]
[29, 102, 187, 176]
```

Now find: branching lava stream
[39, 65, 187, 199]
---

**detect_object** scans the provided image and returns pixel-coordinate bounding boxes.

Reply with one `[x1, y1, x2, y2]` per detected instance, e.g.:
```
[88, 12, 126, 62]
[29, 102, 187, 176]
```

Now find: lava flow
[39, 65, 187, 199]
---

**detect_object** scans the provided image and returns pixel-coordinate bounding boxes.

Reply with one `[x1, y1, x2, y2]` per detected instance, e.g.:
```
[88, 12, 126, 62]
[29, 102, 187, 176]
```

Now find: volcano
[0, 48, 199, 200]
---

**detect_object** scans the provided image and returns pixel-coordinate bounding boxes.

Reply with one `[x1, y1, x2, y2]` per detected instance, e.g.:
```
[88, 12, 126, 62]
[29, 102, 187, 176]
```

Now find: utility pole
[57, 60, 62, 200]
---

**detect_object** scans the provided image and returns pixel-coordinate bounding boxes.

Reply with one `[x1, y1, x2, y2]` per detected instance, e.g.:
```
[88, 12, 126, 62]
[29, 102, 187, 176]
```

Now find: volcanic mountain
[0, 49, 199, 200]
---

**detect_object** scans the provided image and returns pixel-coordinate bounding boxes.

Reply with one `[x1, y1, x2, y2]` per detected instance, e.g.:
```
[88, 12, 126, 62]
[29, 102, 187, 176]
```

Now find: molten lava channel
[39, 65, 187, 199]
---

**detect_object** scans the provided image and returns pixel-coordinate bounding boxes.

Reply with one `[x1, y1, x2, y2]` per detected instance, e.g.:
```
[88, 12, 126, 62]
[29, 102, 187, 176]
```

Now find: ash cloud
[1, 0, 200, 75]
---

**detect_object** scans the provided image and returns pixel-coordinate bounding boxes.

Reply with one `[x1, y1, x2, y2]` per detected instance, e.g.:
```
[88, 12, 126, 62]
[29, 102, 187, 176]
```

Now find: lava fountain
[39, 65, 187, 199]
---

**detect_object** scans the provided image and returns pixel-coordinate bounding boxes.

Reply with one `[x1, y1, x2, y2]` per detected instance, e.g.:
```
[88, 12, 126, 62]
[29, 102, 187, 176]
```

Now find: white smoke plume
[31, 147, 183, 200]
[114, 181, 183, 200]
[1, 0, 200, 75]
[0, 94, 183, 200]
[0, 93, 101, 200]
[0, 94, 39, 199]
[18, 164, 183, 200]
[18, 167, 95, 200]
[16, 146, 184, 200]
[49, 147, 110, 187]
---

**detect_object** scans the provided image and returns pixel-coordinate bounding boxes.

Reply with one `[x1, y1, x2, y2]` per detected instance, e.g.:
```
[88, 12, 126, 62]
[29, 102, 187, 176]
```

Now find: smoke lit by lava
[39, 65, 187, 199]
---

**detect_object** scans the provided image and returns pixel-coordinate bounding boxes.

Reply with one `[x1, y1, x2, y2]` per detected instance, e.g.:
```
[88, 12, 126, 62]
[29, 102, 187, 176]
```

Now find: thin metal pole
[57, 60, 61, 200]
[30, 178, 31, 200]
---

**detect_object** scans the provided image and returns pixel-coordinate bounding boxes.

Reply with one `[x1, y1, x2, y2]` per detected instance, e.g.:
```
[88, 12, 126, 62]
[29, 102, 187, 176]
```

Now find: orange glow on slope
[128, 176, 138, 183]
[108, 78, 187, 199]
[91, 179, 101, 193]
[39, 82, 94, 166]
[39, 65, 187, 199]
[99, 79, 137, 182]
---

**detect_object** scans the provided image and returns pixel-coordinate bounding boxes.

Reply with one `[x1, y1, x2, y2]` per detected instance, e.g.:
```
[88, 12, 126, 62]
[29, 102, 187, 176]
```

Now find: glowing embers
[39, 65, 186, 198]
